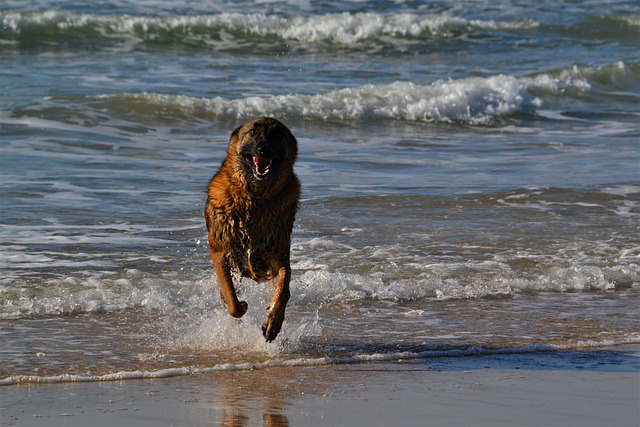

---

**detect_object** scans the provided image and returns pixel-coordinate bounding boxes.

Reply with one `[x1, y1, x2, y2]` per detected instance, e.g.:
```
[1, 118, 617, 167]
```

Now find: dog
[204, 117, 300, 342]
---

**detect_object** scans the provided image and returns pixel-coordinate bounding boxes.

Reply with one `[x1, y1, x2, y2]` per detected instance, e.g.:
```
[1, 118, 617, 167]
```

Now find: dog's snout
[256, 141, 270, 157]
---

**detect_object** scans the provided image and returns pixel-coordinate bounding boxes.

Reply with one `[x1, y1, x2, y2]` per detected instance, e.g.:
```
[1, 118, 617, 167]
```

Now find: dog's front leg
[210, 251, 248, 318]
[262, 265, 290, 342]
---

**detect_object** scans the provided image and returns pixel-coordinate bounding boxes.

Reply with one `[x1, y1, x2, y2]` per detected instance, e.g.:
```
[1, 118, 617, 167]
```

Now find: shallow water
[1, 0, 639, 384]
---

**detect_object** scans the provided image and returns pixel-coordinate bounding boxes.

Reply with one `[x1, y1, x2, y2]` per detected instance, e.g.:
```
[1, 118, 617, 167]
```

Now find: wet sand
[2, 345, 638, 427]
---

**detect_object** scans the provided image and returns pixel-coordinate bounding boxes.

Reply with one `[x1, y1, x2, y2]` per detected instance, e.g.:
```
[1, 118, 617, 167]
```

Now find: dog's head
[229, 117, 297, 185]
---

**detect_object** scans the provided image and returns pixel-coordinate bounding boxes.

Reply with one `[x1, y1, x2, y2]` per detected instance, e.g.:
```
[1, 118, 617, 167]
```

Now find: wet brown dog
[204, 117, 300, 342]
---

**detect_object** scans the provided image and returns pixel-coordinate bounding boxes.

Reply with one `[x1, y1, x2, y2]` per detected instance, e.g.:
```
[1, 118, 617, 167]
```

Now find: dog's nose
[256, 141, 270, 157]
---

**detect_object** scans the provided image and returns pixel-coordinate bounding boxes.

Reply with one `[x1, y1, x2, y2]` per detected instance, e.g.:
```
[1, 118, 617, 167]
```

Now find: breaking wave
[93, 65, 603, 124]
[1, 11, 538, 48]
[2, 259, 637, 319]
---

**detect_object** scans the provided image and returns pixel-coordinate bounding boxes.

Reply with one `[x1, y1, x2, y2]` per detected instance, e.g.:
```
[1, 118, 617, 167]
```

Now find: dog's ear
[231, 125, 242, 141]
[226, 125, 244, 159]
[284, 129, 298, 163]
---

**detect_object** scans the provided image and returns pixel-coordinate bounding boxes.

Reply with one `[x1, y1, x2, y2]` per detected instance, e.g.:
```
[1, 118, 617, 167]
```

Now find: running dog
[204, 117, 300, 342]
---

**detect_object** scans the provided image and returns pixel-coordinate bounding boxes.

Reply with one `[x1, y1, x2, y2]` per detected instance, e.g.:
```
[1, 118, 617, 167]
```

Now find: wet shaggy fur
[204, 117, 300, 342]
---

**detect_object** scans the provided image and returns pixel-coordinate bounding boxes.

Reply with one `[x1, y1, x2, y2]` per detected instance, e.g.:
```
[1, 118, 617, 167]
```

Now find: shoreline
[2, 344, 638, 427]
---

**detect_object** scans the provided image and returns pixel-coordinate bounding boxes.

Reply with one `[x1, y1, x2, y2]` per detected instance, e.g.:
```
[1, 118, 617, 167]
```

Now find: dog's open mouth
[251, 155, 272, 179]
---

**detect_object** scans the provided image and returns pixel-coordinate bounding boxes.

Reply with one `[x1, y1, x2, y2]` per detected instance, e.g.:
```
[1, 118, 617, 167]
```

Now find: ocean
[1, 0, 638, 385]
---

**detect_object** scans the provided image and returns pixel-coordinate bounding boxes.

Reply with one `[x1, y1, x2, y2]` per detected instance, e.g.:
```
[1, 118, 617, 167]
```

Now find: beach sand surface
[2, 345, 638, 427]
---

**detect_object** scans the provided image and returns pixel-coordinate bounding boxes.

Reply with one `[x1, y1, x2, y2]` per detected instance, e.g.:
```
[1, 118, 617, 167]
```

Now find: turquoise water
[1, 1, 639, 384]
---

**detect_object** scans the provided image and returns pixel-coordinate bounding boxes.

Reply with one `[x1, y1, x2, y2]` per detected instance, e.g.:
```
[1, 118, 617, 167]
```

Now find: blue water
[1, 0, 639, 384]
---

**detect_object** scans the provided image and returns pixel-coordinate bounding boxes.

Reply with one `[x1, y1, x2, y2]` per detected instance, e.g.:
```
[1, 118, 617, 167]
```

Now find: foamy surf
[91, 66, 600, 124]
[1, 259, 637, 319]
[4, 339, 638, 386]
[1, 11, 538, 45]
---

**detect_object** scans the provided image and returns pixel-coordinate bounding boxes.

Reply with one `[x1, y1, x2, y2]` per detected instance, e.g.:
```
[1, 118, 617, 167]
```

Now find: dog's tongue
[253, 156, 268, 167]
[253, 156, 271, 173]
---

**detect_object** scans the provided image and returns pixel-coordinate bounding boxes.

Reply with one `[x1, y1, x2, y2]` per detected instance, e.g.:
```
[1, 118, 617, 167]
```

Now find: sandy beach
[2, 345, 638, 427]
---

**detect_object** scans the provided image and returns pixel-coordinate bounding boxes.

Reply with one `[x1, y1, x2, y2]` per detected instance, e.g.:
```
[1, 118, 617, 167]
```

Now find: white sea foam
[113, 69, 590, 124]
[1, 11, 538, 43]
[331, 254, 638, 298]
[3, 256, 635, 319]
[615, 15, 640, 28]
[602, 185, 640, 197]
[170, 304, 323, 357]
[5, 340, 639, 386]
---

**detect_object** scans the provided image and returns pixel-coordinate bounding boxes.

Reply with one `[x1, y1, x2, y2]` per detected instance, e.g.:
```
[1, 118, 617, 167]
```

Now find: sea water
[1, 0, 639, 384]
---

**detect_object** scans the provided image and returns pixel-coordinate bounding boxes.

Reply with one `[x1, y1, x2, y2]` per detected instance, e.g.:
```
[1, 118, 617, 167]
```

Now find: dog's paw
[262, 305, 285, 342]
[262, 323, 279, 342]
[228, 300, 248, 318]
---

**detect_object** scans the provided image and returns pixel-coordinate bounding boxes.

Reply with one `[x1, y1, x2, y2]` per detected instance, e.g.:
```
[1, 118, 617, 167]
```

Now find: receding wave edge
[3, 340, 638, 386]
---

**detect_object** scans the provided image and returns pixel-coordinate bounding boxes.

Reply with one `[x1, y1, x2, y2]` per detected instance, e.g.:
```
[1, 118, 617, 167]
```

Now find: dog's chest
[223, 202, 281, 280]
